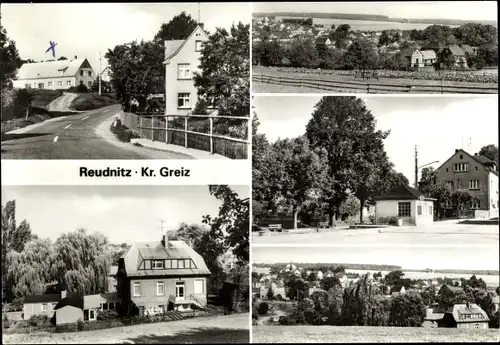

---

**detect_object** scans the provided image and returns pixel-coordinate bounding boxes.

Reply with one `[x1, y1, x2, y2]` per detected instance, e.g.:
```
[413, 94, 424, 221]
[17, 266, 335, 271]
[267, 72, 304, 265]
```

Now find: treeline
[409, 268, 500, 276]
[254, 263, 402, 272]
[282, 18, 313, 26]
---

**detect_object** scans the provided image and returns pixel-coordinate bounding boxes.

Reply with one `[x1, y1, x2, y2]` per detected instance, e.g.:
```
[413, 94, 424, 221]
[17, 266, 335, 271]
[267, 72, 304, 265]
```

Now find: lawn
[253, 325, 499, 343]
[2, 313, 249, 344]
[70, 93, 119, 111]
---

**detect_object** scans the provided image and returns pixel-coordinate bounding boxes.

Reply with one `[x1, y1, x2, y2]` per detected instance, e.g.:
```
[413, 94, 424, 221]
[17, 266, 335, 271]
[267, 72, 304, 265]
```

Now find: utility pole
[98, 52, 102, 96]
[414, 145, 418, 189]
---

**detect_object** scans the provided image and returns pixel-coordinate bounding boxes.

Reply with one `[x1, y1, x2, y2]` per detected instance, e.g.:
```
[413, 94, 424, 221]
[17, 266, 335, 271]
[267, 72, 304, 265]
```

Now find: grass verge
[1, 109, 76, 135]
[110, 119, 140, 143]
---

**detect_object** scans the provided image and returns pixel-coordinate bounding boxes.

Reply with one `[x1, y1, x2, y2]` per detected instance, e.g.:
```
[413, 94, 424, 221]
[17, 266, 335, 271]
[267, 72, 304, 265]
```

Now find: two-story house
[163, 25, 209, 115]
[116, 234, 211, 317]
[436, 149, 499, 219]
[13, 58, 96, 90]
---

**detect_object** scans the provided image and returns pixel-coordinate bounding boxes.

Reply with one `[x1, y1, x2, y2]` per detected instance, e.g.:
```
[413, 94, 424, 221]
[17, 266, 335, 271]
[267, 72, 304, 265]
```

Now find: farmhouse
[163, 25, 209, 115]
[438, 303, 490, 329]
[374, 185, 436, 226]
[116, 234, 211, 316]
[13, 58, 96, 90]
[435, 149, 499, 219]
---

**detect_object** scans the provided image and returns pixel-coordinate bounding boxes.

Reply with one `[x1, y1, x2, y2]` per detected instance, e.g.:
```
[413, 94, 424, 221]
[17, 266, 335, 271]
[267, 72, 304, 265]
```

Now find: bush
[96, 310, 119, 321]
[77, 318, 84, 331]
[75, 84, 89, 93]
[258, 302, 269, 315]
[28, 314, 51, 327]
[110, 119, 139, 143]
[388, 216, 399, 225]
[279, 316, 296, 325]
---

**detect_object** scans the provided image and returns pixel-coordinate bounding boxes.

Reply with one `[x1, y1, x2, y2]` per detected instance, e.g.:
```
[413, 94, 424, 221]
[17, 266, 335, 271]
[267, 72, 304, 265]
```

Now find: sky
[252, 246, 500, 271]
[254, 95, 499, 186]
[252, 1, 497, 21]
[1, 3, 250, 74]
[1, 185, 249, 245]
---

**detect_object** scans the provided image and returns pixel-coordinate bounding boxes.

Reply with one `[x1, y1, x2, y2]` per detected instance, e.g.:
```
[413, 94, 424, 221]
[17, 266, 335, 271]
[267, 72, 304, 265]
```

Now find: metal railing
[120, 110, 250, 159]
[253, 73, 498, 94]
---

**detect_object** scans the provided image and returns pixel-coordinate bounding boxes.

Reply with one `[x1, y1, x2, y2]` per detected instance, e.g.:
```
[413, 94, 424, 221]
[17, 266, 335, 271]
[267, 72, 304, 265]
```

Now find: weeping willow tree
[51, 229, 110, 295]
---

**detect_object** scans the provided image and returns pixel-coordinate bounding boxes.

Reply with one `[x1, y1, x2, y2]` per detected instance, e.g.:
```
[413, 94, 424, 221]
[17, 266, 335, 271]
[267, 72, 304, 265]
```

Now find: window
[417, 205, 422, 216]
[101, 303, 108, 311]
[133, 282, 141, 297]
[429, 206, 433, 216]
[165, 260, 172, 269]
[38, 83, 44, 89]
[460, 155, 463, 159]
[469, 180, 480, 190]
[454, 163, 468, 172]
[177, 93, 191, 108]
[41, 303, 48, 312]
[445, 168, 448, 172]
[195, 40, 202, 51]
[25, 83, 31, 88]
[176, 282, 185, 299]
[156, 282, 164, 296]
[66, 80, 72, 86]
[446, 181, 454, 188]
[88, 71, 92, 77]
[177, 64, 191, 79]
[398, 202, 411, 217]
[89, 309, 96, 321]
[194, 279, 204, 294]
[48, 81, 53, 87]
[80, 70, 84, 76]
[109, 303, 115, 310]
[80, 81, 84, 85]
[152, 260, 164, 269]
[178, 259, 185, 269]
[58, 81, 63, 86]
[471, 200, 481, 209]
[112, 284, 117, 292]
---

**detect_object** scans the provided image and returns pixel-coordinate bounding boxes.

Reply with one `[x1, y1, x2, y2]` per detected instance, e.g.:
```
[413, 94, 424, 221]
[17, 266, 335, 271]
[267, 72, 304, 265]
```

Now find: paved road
[1, 104, 191, 159]
[252, 222, 499, 246]
[48, 92, 79, 112]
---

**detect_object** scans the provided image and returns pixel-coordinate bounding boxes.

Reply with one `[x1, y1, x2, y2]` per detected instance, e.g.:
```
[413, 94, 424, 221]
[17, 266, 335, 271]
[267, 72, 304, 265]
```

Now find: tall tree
[153, 11, 200, 43]
[169, 222, 208, 248]
[389, 291, 426, 327]
[342, 39, 379, 70]
[193, 23, 249, 117]
[1, 16, 21, 111]
[306, 96, 390, 225]
[478, 144, 499, 166]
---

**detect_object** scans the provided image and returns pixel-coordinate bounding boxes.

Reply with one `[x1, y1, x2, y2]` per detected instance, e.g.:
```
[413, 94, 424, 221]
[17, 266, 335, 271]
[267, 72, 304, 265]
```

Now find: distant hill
[253, 262, 402, 271]
[253, 12, 497, 27]
[406, 268, 500, 276]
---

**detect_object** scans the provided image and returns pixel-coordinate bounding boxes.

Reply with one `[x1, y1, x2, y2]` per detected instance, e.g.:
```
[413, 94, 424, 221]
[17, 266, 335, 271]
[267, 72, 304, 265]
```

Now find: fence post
[184, 116, 188, 148]
[139, 116, 143, 138]
[441, 79, 444, 94]
[209, 116, 214, 154]
[165, 115, 169, 144]
[367, 83, 370, 93]
[408, 84, 412, 93]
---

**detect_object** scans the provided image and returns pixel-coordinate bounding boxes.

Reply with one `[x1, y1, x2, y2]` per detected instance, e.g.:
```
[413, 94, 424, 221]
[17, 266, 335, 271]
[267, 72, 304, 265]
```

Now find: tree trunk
[293, 206, 299, 230]
[328, 202, 335, 227]
[359, 199, 365, 224]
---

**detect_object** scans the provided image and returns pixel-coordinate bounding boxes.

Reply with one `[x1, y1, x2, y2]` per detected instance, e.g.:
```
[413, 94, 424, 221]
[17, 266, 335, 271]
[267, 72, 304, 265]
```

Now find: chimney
[455, 149, 459, 153]
[161, 233, 168, 247]
[61, 290, 67, 299]
[74, 55, 77, 60]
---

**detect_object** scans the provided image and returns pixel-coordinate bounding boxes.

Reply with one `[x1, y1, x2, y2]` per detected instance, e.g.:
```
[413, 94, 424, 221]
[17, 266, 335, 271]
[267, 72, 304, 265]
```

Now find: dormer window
[152, 260, 164, 269]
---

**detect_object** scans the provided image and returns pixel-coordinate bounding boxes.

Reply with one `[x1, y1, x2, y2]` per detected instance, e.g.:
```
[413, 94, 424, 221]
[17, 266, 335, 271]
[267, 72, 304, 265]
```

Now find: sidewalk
[130, 138, 228, 160]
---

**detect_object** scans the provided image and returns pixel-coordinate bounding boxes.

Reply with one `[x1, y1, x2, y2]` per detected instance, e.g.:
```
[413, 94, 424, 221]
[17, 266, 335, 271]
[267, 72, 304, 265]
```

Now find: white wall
[375, 199, 416, 225]
[75, 67, 96, 89]
[165, 26, 208, 115]
[14, 77, 76, 90]
[415, 200, 434, 226]
[488, 172, 499, 213]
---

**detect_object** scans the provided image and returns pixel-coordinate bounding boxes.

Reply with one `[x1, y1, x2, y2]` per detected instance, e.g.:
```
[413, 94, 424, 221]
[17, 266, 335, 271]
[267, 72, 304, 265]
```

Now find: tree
[389, 291, 426, 327]
[342, 40, 379, 70]
[1, 16, 21, 110]
[338, 195, 360, 221]
[57, 56, 68, 61]
[263, 136, 329, 229]
[193, 23, 249, 117]
[478, 144, 499, 166]
[450, 189, 477, 218]
[420, 181, 452, 219]
[169, 222, 208, 248]
[266, 286, 274, 300]
[383, 52, 408, 70]
[419, 167, 437, 191]
[385, 270, 405, 286]
[153, 11, 199, 43]
[287, 38, 318, 68]
[306, 97, 391, 225]
[254, 40, 283, 67]
[321, 276, 341, 291]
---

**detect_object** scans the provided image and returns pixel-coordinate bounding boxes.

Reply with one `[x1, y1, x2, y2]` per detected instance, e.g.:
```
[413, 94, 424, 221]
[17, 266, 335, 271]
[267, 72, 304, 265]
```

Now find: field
[252, 66, 498, 94]
[253, 325, 499, 343]
[2, 313, 249, 344]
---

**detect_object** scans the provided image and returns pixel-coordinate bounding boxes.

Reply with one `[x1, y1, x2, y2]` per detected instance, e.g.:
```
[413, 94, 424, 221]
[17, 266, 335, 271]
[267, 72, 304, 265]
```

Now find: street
[1, 105, 192, 159]
[252, 221, 499, 246]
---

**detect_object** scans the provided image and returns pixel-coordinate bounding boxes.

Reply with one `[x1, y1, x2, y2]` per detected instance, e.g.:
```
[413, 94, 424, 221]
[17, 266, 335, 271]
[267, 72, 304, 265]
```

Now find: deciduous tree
[389, 291, 426, 327]
[153, 12, 200, 43]
[478, 144, 499, 166]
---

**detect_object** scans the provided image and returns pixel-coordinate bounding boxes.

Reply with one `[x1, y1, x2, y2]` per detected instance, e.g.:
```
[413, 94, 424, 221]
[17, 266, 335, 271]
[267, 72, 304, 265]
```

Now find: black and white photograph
[252, 1, 498, 94]
[252, 95, 499, 245]
[1, 185, 250, 344]
[1, 3, 250, 159]
[251, 246, 500, 343]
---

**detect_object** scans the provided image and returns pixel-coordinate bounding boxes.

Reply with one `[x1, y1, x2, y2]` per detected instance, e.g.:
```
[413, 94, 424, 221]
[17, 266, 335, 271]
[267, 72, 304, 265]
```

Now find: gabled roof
[54, 293, 83, 310]
[420, 50, 437, 60]
[425, 308, 445, 321]
[460, 45, 476, 54]
[450, 303, 490, 323]
[402, 48, 418, 57]
[120, 240, 210, 277]
[17, 59, 93, 80]
[164, 25, 209, 62]
[23, 294, 61, 304]
[436, 149, 498, 176]
[375, 185, 435, 201]
[448, 45, 466, 56]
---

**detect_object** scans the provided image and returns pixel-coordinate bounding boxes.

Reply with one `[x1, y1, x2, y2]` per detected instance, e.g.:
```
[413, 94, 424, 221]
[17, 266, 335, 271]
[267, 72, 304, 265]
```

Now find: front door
[175, 282, 185, 300]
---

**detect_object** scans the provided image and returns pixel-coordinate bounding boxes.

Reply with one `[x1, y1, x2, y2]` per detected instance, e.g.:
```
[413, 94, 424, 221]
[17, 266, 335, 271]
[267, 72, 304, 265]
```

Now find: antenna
[197, 2, 200, 24]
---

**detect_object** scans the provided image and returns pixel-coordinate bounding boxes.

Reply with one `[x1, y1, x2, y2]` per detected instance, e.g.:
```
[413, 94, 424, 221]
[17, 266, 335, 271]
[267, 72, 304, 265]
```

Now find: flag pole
[99, 52, 102, 95]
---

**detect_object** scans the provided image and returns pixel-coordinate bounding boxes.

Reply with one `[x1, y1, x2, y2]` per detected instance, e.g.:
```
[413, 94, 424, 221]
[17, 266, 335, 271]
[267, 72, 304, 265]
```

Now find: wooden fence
[120, 111, 250, 159]
[253, 73, 498, 94]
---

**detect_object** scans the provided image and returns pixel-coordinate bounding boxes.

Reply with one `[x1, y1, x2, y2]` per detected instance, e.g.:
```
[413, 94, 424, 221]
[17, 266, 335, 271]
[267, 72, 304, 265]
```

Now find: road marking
[53, 136, 59, 143]
[82, 116, 89, 121]
[64, 124, 71, 129]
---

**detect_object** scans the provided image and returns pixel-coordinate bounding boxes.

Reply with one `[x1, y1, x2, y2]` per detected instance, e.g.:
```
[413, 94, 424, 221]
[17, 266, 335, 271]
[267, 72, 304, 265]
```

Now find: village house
[52, 292, 84, 326]
[374, 185, 436, 226]
[163, 25, 209, 116]
[440, 45, 468, 69]
[260, 280, 286, 300]
[100, 66, 112, 82]
[116, 234, 211, 316]
[438, 303, 490, 329]
[13, 58, 96, 90]
[82, 292, 122, 322]
[22, 291, 69, 320]
[436, 149, 499, 219]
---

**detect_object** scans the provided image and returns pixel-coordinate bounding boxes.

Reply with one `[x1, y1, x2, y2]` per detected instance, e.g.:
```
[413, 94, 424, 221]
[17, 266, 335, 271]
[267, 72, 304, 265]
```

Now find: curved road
[1, 104, 192, 159]
[48, 92, 79, 112]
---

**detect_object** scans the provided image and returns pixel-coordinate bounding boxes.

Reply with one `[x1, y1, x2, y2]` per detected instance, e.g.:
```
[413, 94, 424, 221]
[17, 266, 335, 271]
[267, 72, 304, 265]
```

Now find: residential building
[316, 270, 324, 280]
[163, 25, 209, 116]
[100, 66, 112, 82]
[83, 293, 121, 322]
[13, 58, 96, 90]
[390, 285, 406, 295]
[23, 292, 65, 320]
[315, 36, 335, 49]
[116, 234, 211, 316]
[260, 281, 286, 300]
[53, 293, 84, 325]
[440, 45, 468, 68]
[423, 306, 445, 328]
[107, 265, 118, 292]
[459, 44, 478, 56]
[436, 149, 499, 219]
[438, 303, 490, 329]
[374, 185, 436, 226]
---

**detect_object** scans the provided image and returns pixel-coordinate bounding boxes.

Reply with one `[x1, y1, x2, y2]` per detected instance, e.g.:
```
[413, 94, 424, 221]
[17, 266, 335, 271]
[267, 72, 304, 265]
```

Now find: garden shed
[374, 185, 436, 226]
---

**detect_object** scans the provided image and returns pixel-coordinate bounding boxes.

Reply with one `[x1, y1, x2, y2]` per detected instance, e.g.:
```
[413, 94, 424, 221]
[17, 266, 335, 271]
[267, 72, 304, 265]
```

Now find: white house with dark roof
[116, 234, 211, 316]
[13, 58, 96, 90]
[100, 66, 112, 83]
[163, 25, 209, 115]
